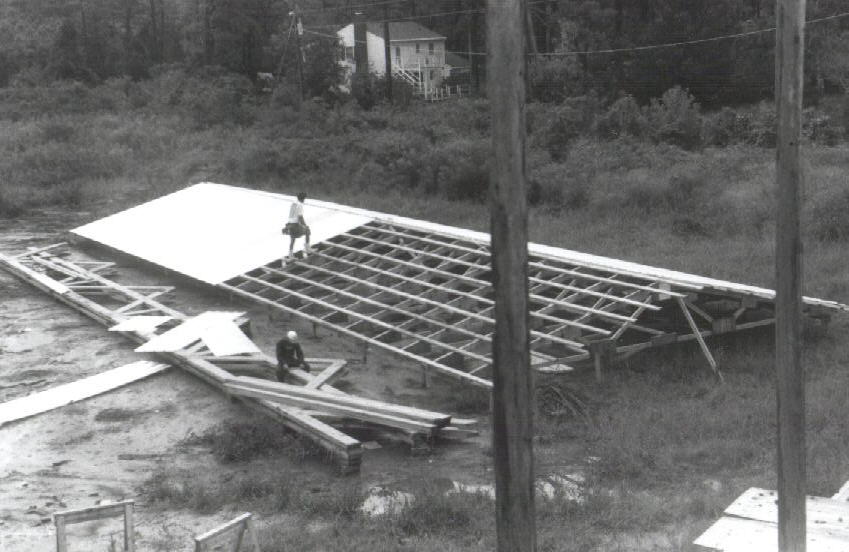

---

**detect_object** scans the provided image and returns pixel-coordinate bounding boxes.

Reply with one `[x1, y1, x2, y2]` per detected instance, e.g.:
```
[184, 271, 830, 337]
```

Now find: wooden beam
[304, 359, 347, 389]
[487, 0, 536, 549]
[226, 382, 438, 435]
[775, 0, 807, 549]
[676, 296, 723, 382]
[230, 376, 451, 426]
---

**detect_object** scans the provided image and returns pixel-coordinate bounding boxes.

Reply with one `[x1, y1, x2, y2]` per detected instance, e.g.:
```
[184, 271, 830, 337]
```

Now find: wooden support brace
[676, 296, 723, 382]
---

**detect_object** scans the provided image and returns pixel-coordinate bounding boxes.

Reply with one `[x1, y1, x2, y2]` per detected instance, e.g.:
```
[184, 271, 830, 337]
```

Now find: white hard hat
[287, 330, 298, 341]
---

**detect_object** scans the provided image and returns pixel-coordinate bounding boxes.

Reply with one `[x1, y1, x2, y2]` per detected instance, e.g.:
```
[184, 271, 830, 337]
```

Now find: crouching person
[275, 330, 311, 381]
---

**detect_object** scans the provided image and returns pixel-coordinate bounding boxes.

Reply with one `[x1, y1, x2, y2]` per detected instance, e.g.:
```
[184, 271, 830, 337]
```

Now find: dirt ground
[1, 208, 587, 551]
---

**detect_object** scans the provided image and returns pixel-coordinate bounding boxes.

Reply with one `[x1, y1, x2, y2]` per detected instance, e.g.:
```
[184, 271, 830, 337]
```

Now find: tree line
[1, 0, 848, 107]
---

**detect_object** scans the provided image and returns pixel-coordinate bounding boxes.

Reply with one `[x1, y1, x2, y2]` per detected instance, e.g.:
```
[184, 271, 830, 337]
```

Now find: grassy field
[4, 79, 849, 550]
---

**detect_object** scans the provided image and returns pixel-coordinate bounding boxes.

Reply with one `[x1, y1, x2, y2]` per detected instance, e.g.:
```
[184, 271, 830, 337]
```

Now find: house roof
[365, 21, 445, 41]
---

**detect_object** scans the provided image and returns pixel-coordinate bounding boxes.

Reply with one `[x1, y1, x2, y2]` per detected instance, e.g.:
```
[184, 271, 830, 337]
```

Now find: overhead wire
[302, 8, 849, 58]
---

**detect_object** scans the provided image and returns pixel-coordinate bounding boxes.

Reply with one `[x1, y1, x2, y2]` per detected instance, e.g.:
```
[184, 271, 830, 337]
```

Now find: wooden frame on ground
[194, 512, 260, 552]
[54, 500, 135, 552]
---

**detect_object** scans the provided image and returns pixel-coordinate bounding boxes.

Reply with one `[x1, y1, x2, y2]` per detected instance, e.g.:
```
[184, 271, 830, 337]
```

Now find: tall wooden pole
[487, 1, 535, 551]
[383, 7, 392, 102]
[775, 0, 806, 550]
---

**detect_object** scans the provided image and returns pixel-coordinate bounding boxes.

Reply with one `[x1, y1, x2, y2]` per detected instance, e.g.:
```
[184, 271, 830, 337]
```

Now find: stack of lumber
[225, 377, 452, 438]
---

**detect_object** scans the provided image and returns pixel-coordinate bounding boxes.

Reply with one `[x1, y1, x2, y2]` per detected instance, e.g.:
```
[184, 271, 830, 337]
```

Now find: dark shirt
[276, 339, 305, 368]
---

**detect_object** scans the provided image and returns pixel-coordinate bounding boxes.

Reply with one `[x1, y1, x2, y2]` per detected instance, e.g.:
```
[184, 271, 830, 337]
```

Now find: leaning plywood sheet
[72, 183, 373, 285]
[0, 361, 169, 427]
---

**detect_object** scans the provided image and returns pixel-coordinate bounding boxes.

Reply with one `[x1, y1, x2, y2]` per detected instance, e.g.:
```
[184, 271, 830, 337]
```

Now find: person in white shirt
[282, 192, 311, 265]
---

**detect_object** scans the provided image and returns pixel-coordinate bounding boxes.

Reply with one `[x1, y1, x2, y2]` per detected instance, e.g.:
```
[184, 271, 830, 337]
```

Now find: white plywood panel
[72, 183, 373, 285]
[200, 319, 261, 357]
[135, 311, 243, 353]
[724, 487, 849, 541]
[0, 361, 169, 426]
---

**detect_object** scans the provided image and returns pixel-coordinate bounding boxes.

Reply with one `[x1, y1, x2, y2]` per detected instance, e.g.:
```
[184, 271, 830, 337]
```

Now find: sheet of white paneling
[72, 183, 373, 284]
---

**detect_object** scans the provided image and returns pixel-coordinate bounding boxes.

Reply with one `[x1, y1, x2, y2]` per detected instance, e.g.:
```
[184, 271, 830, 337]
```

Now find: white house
[337, 21, 448, 92]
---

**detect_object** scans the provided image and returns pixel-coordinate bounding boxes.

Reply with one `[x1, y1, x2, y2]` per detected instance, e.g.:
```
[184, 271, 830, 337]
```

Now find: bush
[595, 95, 646, 140]
[183, 419, 313, 463]
[644, 87, 703, 150]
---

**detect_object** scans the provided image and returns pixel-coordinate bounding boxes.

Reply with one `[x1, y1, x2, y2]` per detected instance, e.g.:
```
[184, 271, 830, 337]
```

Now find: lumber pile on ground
[0, 245, 477, 474]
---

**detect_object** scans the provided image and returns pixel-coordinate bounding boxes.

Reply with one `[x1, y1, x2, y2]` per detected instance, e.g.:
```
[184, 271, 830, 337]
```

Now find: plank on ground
[0, 361, 169, 427]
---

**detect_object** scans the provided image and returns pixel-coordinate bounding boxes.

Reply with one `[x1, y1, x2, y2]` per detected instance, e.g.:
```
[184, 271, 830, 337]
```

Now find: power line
[298, 0, 409, 16]
[304, 6, 849, 56]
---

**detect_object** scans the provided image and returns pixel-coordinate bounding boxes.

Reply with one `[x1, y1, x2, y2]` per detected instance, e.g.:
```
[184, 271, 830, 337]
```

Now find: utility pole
[487, 0, 535, 551]
[383, 6, 392, 102]
[293, 8, 305, 101]
[775, 0, 807, 550]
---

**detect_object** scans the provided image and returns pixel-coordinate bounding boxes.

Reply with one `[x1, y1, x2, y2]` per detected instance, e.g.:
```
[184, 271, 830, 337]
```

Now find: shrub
[644, 87, 703, 150]
[701, 107, 738, 146]
[596, 95, 646, 140]
[183, 419, 309, 463]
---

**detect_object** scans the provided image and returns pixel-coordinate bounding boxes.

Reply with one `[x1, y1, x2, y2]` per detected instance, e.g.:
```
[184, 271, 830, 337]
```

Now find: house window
[428, 42, 434, 54]
[395, 46, 400, 60]
[415, 43, 420, 53]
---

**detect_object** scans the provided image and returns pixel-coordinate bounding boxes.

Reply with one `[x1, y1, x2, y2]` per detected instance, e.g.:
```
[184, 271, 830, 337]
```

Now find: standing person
[275, 330, 311, 381]
[282, 192, 311, 266]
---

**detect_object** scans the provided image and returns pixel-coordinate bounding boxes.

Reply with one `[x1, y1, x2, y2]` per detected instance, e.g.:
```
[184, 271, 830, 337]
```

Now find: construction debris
[0, 246, 475, 474]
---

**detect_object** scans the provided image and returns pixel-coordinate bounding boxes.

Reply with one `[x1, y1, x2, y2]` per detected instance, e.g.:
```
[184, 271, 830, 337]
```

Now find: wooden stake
[775, 0, 807, 550]
[487, 0, 535, 550]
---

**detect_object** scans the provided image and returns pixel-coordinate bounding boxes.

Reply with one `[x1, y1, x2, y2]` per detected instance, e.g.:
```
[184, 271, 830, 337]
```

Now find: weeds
[182, 418, 321, 463]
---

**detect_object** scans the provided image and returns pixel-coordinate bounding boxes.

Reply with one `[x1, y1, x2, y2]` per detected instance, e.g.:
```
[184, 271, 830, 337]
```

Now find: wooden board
[231, 376, 451, 425]
[226, 382, 438, 434]
[0, 361, 169, 427]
